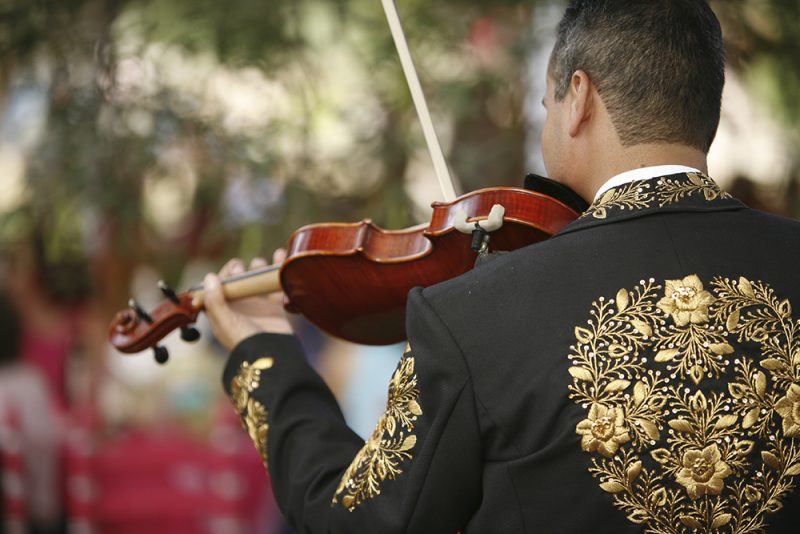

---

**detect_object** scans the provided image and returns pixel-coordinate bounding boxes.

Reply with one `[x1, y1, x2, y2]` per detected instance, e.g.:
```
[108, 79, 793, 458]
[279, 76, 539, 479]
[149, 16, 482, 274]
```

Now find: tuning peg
[180, 326, 201, 342]
[153, 345, 169, 364]
[157, 280, 181, 305]
[128, 299, 153, 324]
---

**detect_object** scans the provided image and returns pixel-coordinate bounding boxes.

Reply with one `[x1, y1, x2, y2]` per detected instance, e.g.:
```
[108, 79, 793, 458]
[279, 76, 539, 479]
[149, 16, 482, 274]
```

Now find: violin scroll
[109, 282, 202, 364]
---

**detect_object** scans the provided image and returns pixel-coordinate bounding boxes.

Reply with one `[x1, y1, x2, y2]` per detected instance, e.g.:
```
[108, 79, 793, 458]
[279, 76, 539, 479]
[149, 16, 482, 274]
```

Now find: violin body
[109, 186, 579, 356]
[281, 186, 577, 344]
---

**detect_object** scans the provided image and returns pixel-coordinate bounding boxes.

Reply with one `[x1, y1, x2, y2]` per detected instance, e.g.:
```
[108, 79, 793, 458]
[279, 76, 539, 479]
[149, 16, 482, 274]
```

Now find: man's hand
[203, 250, 293, 351]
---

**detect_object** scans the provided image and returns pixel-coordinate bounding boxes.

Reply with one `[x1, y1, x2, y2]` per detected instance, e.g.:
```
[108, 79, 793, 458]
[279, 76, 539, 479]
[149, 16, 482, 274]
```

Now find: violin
[109, 184, 579, 362]
[107, 0, 585, 362]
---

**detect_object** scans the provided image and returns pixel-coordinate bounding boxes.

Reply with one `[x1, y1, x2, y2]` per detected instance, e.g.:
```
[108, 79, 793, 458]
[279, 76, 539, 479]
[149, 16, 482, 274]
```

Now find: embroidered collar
[593, 165, 701, 201]
[556, 172, 745, 237]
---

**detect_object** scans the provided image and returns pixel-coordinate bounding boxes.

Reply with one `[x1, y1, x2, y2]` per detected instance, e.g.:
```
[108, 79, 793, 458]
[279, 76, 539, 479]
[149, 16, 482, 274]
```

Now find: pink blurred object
[65, 406, 281, 534]
[0, 364, 62, 532]
[21, 322, 73, 411]
[1, 406, 26, 534]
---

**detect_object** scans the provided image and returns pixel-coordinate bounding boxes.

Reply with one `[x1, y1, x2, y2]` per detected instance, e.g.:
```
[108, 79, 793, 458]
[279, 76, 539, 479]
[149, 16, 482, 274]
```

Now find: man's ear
[568, 70, 593, 138]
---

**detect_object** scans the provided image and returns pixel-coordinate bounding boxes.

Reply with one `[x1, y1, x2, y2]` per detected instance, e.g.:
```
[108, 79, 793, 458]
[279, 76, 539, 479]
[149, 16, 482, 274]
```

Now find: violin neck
[191, 266, 282, 308]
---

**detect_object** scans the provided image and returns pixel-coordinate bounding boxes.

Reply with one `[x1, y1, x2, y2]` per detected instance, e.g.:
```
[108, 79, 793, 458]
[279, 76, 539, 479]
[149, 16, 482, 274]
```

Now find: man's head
[541, 0, 725, 196]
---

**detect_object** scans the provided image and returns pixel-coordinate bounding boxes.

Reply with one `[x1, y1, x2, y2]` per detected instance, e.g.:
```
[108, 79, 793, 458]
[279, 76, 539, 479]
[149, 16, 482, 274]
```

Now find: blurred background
[0, 0, 798, 532]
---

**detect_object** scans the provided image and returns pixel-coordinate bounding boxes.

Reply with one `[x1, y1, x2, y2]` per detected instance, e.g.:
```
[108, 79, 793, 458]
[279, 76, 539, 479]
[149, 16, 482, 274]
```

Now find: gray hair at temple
[549, 0, 725, 153]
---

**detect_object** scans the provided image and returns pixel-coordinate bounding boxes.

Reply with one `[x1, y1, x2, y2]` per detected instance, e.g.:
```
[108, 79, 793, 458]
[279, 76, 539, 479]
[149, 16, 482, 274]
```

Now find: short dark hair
[549, 0, 725, 152]
[0, 291, 21, 365]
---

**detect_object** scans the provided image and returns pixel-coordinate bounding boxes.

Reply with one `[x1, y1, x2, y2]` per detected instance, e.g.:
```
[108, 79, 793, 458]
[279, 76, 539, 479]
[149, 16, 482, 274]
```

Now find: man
[204, 1, 800, 532]
[0, 291, 62, 533]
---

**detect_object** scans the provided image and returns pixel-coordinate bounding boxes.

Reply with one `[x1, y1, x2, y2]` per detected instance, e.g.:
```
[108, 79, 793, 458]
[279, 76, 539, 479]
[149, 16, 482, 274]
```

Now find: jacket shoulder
[420, 235, 578, 316]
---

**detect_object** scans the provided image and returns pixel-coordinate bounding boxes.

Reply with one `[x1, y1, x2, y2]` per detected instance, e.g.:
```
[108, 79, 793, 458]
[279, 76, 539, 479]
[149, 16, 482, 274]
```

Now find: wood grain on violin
[108, 186, 578, 356]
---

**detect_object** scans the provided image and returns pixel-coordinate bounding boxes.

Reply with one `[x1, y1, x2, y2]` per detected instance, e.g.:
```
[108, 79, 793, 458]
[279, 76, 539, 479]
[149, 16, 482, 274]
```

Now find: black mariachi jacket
[222, 172, 800, 533]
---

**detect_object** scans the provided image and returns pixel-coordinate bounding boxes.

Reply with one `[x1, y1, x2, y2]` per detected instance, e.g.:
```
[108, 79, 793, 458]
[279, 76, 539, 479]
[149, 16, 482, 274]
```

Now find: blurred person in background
[202, 1, 800, 533]
[7, 239, 90, 413]
[0, 290, 63, 534]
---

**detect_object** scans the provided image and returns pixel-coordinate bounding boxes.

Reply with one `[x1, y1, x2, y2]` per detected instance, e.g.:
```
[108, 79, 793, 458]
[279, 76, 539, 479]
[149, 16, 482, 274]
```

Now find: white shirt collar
[593, 165, 701, 201]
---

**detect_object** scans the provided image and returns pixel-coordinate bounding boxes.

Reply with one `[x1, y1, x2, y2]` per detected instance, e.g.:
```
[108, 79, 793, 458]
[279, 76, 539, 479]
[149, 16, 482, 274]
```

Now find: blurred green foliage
[713, 0, 800, 139]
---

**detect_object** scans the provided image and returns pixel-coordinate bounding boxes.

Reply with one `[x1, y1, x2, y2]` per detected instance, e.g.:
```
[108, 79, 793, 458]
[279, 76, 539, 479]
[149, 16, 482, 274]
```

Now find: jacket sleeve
[221, 287, 483, 533]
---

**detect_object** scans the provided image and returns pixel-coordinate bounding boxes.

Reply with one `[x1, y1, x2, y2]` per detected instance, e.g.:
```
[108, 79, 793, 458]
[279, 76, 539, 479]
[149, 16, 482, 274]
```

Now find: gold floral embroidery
[568, 275, 800, 532]
[576, 404, 630, 458]
[657, 275, 713, 327]
[230, 357, 274, 468]
[675, 444, 732, 499]
[775, 385, 800, 437]
[653, 275, 734, 385]
[332, 346, 422, 511]
[581, 172, 732, 220]
[585, 181, 653, 220]
[659, 172, 727, 204]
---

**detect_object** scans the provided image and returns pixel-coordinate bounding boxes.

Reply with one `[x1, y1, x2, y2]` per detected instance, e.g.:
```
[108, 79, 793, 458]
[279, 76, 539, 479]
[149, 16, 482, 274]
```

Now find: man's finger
[273, 248, 287, 265]
[250, 257, 268, 269]
[220, 258, 244, 278]
[203, 273, 231, 326]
